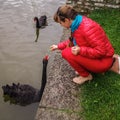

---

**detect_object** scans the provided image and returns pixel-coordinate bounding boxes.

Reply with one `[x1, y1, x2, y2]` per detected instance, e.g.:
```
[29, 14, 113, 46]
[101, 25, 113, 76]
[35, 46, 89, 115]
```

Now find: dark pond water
[0, 0, 66, 120]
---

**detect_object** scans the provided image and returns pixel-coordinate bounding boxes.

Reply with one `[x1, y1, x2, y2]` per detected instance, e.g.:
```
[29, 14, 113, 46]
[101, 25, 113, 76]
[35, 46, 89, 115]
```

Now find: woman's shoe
[73, 74, 93, 85]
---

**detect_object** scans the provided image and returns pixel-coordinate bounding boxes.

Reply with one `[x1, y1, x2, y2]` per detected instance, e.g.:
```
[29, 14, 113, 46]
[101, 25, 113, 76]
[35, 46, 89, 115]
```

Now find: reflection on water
[0, 0, 65, 120]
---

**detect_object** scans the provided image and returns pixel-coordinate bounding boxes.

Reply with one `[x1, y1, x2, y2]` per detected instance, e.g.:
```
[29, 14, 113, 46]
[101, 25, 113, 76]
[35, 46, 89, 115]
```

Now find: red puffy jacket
[58, 16, 114, 59]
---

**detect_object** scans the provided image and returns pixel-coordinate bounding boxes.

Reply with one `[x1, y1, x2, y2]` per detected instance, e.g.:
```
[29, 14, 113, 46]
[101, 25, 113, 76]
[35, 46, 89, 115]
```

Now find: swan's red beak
[43, 55, 49, 60]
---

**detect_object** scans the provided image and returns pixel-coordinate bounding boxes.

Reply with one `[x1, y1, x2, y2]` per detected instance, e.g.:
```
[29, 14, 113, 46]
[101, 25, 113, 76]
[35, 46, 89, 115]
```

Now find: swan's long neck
[36, 18, 40, 28]
[38, 63, 47, 101]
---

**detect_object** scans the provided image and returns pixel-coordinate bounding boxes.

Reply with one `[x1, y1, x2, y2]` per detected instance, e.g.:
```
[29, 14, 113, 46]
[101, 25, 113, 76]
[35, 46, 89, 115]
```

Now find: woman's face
[59, 18, 72, 29]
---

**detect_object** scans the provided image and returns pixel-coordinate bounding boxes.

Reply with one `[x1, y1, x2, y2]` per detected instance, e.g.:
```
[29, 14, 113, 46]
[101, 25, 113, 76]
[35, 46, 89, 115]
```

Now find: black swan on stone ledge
[34, 15, 47, 42]
[2, 55, 49, 106]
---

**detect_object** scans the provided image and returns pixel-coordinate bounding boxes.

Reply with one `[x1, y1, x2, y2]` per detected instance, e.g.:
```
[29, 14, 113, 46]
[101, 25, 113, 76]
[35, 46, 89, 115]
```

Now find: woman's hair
[54, 5, 78, 23]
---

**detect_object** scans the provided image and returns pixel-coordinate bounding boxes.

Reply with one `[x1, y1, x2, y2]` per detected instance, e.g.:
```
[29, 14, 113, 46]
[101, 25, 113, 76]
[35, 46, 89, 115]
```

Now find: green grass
[80, 8, 120, 120]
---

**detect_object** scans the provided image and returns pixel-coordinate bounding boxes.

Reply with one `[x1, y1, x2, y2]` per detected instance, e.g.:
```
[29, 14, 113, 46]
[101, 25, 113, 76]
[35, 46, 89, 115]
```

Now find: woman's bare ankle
[110, 57, 119, 74]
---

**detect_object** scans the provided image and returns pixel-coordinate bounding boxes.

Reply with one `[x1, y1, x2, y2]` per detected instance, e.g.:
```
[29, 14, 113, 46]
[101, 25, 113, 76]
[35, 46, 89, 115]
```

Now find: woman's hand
[50, 45, 58, 51]
[71, 46, 80, 55]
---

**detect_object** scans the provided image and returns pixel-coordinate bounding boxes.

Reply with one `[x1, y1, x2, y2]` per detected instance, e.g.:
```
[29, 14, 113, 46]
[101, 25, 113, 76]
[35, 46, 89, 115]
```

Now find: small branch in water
[35, 28, 40, 42]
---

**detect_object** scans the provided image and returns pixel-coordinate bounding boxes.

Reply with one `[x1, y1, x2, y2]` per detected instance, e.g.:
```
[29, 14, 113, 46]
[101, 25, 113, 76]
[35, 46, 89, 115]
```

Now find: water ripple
[0, 0, 66, 120]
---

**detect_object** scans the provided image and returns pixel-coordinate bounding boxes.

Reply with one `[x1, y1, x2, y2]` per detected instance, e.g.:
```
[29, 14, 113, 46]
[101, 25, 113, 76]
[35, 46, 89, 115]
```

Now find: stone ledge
[35, 29, 82, 120]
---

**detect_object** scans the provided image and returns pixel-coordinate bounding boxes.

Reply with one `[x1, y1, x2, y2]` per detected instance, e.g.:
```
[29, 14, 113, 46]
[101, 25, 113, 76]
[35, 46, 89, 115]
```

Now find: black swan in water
[2, 55, 48, 106]
[34, 15, 47, 29]
[34, 15, 47, 42]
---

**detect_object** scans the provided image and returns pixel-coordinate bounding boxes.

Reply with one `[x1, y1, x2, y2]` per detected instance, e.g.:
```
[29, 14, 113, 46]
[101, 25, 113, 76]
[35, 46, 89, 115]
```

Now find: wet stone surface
[35, 29, 82, 120]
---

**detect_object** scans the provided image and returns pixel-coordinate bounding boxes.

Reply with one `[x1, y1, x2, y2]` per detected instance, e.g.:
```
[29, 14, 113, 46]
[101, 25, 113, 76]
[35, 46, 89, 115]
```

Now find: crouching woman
[50, 5, 120, 84]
